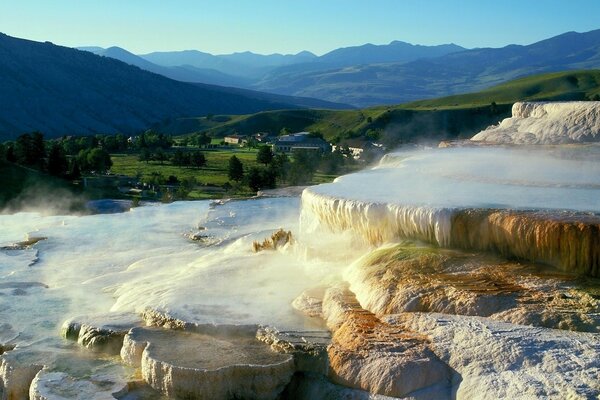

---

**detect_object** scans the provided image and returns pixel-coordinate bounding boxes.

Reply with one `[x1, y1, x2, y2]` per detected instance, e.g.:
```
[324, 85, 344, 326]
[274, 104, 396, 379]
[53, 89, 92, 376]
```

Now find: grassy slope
[157, 70, 600, 143]
[400, 70, 600, 110]
[110, 148, 261, 187]
[109, 148, 342, 200]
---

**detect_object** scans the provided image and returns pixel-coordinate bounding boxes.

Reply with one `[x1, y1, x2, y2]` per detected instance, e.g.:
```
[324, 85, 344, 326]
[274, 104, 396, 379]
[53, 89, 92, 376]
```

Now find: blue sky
[1, 0, 599, 55]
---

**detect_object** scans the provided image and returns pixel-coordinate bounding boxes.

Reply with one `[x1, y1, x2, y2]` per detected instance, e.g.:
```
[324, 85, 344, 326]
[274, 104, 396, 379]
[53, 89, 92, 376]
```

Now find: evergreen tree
[256, 145, 273, 166]
[14, 133, 33, 165]
[31, 132, 46, 169]
[47, 142, 68, 176]
[197, 132, 211, 148]
[138, 148, 151, 163]
[247, 167, 263, 192]
[191, 151, 206, 169]
[272, 153, 290, 183]
[14, 132, 46, 168]
[228, 155, 244, 182]
[154, 148, 167, 165]
[69, 159, 81, 180]
[5, 144, 16, 163]
[172, 149, 187, 167]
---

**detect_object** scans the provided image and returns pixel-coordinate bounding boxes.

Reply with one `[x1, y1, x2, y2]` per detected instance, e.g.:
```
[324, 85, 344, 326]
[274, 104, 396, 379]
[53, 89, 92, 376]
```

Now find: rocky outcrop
[121, 326, 294, 400]
[471, 101, 600, 144]
[253, 229, 293, 252]
[0, 236, 47, 251]
[321, 284, 454, 398]
[257, 327, 330, 376]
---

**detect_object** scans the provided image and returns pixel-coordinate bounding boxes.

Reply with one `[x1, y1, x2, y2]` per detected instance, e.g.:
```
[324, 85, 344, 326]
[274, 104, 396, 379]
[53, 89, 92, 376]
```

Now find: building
[252, 132, 272, 143]
[273, 132, 331, 153]
[224, 134, 247, 145]
[333, 139, 386, 160]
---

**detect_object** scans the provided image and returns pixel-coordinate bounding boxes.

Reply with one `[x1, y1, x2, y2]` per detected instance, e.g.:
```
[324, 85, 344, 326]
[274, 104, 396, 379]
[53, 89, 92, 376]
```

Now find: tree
[365, 129, 380, 141]
[78, 148, 112, 173]
[69, 159, 81, 180]
[197, 132, 211, 148]
[139, 148, 151, 163]
[14, 133, 33, 166]
[272, 153, 290, 183]
[154, 148, 168, 165]
[5, 144, 16, 163]
[31, 132, 46, 169]
[320, 150, 345, 174]
[256, 145, 273, 166]
[47, 142, 68, 176]
[490, 101, 498, 114]
[172, 149, 187, 167]
[228, 155, 244, 182]
[288, 149, 320, 185]
[190, 151, 206, 169]
[247, 167, 263, 192]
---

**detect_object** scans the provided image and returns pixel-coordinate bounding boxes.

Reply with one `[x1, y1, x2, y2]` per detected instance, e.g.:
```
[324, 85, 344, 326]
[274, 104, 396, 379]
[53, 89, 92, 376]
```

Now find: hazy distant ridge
[85, 30, 600, 107]
[0, 33, 345, 139]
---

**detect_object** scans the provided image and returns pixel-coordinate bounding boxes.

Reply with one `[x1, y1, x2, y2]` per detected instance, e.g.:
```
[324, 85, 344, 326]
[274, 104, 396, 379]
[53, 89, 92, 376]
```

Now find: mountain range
[0, 33, 346, 140]
[2, 28, 600, 140]
[81, 29, 600, 107]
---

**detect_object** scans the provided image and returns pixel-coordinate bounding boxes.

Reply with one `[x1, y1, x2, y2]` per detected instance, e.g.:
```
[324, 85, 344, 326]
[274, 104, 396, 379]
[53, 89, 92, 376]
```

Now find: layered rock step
[302, 184, 600, 278]
[121, 326, 294, 400]
[294, 265, 600, 399]
[296, 284, 456, 398]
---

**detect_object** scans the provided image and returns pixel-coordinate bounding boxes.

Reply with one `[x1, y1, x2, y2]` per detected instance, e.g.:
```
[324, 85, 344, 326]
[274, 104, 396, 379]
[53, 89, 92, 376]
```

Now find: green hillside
[400, 70, 600, 109]
[158, 70, 600, 145]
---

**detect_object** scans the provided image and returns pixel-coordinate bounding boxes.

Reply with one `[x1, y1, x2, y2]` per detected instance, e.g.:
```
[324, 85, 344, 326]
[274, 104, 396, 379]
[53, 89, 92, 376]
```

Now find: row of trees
[226, 146, 351, 192]
[0, 132, 113, 178]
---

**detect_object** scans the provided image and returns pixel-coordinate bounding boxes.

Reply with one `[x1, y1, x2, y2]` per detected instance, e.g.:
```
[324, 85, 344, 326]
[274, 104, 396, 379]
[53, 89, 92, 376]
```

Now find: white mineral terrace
[471, 101, 600, 144]
[1, 145, 600, 398]
[301, 147, 600, 275]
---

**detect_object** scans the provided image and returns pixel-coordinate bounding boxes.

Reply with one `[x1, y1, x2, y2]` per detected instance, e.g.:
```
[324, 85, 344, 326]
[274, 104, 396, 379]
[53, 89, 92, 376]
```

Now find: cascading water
[0, 198, 349, 399]
[301, 146, 600, 276]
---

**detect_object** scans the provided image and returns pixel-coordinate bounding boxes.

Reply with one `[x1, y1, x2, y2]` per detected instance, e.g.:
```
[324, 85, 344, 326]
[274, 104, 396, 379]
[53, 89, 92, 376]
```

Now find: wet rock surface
[257, 327, 330, 376]
[0, 236, 47, 251]
[321, 284, 454, 398]
[121, 326, 294, 400]
[0, 350, 43, 400]
[346, 243, 600, 332]
[61, 312, 142, 355]
[389, 312, 600, 399]
[29, 368, 128, 400]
